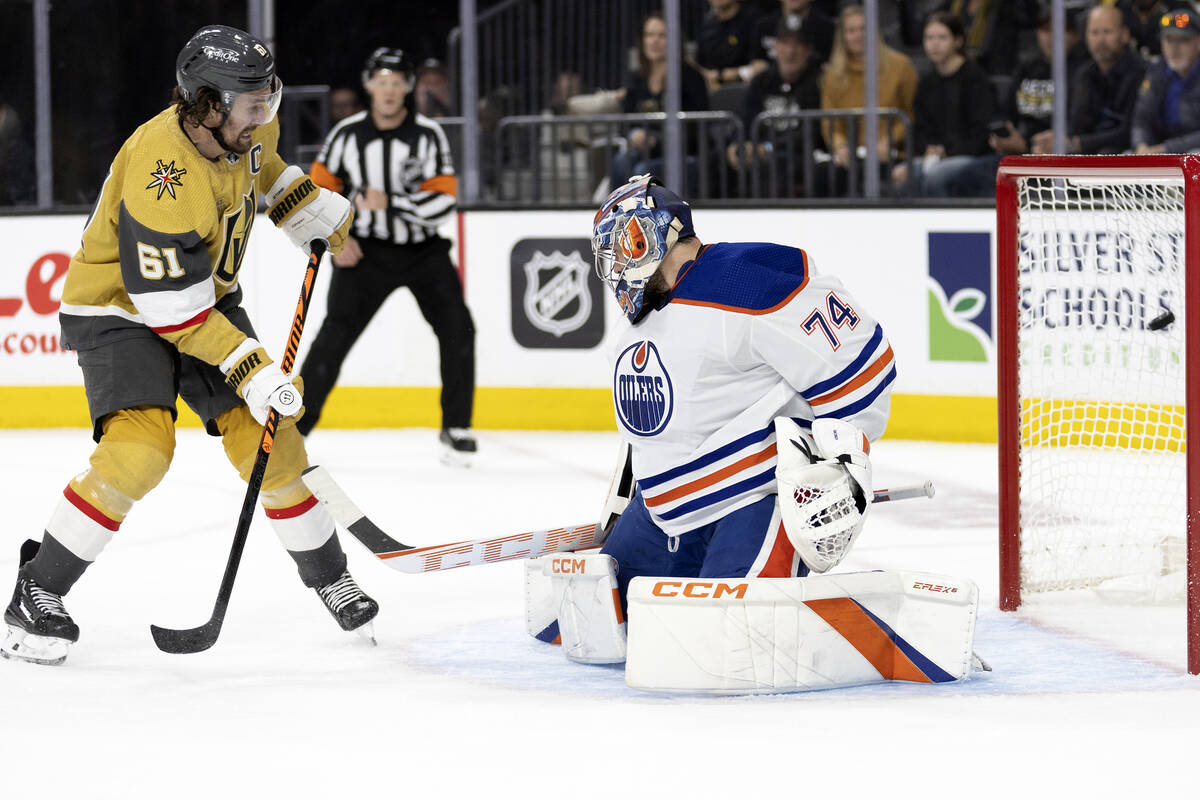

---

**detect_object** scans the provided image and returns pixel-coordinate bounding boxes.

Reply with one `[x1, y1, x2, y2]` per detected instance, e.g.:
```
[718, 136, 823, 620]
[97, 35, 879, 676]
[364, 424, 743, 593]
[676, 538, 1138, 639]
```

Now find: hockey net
[996, 155, 1200, 675]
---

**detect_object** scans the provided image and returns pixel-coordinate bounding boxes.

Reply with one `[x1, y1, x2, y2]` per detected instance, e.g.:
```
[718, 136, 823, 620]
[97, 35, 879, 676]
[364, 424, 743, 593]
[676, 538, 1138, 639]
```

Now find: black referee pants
[297, 236, 476, 435]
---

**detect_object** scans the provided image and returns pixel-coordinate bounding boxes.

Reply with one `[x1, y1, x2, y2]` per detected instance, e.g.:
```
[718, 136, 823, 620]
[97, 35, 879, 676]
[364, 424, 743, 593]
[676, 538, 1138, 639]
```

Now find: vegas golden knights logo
[215, 188, 256, 284]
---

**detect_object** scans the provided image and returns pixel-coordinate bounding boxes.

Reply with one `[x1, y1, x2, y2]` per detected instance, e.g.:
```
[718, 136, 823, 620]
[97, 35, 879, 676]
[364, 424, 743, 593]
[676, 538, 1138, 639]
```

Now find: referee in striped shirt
[297, 47, 477, 463]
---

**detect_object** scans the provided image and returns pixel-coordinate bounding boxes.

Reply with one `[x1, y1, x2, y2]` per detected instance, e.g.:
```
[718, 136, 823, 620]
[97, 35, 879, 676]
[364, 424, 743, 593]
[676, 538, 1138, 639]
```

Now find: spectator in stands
[1132, 8, 1200, 153]
[758, 0, 835, 66]
[1120, 0, 1169, 60]
[727, 19, 822, 196]
[893, 4, 1083, 197]
[942, 0, 1028, 76]
[816, 4, 918, 197]
[1031, 3, 1145, 154]
[892, 12, 994, 197]
[0, 100, 35, 206]
[415, 59, 452, 118]
[608, 12, 709, 193]
[329, 86, 364, 123]
[696, 0, 769, 90]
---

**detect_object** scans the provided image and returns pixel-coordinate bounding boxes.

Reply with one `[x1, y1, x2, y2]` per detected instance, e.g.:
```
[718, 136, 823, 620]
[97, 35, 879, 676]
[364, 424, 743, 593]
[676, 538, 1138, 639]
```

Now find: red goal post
[996, 154, 1200, 675]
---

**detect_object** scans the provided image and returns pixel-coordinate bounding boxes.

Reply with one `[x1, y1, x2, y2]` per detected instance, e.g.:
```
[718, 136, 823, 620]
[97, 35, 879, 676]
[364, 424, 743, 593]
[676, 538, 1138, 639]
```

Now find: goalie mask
[591, 175, 694, 323]
[176, 25, 282, 129]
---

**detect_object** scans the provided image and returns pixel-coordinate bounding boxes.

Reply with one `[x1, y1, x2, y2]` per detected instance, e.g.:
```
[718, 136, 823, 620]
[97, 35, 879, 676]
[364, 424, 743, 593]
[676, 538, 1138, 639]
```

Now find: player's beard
[641, 267, 671, 313]
[221, 122, 257, 154]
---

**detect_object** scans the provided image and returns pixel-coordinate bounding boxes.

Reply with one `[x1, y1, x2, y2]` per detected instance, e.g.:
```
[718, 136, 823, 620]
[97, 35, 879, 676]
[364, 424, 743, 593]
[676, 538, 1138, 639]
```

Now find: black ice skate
[2, 540, 79, 666]
[439, 427, 478, 467]
[315, 570, 378, 643]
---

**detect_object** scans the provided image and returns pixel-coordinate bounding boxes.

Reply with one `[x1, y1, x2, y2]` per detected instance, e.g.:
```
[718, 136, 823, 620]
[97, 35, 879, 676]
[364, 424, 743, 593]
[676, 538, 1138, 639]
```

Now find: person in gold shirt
[2, 25, 373, 666]
[816, 4, 918, 196]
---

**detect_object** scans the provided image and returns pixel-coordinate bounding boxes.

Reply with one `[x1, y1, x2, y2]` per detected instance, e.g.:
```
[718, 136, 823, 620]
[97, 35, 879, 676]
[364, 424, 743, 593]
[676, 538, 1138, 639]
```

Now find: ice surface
[0, 429, 1197, 797]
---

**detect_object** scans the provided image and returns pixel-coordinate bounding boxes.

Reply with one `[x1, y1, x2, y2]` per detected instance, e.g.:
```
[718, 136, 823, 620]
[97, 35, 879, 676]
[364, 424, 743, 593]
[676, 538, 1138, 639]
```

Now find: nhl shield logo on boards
[522, 250, 592, 337]
[613, 340, 674, 436]
[510, 238, 604, 349]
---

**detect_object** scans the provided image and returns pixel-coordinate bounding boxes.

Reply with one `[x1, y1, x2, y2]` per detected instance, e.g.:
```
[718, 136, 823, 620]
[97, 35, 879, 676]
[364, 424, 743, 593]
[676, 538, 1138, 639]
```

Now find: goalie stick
[301, 465, 935, 574]
[150, 241, 326, 654]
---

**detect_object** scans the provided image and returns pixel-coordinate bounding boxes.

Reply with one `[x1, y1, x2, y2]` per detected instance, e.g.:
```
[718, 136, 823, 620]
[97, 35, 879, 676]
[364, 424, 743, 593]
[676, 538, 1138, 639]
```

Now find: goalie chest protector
[610, 242, 896, 536]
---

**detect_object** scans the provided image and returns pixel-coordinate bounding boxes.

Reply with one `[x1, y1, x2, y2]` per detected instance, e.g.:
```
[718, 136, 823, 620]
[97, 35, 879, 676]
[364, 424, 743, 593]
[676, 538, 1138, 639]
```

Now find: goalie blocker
[528, 558, 980, 693]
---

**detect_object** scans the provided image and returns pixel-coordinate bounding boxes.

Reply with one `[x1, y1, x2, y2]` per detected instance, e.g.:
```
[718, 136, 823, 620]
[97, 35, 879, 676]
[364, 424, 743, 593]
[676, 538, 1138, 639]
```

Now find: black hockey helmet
[176, 25, 281, 124]
[361, 47, 416, 86]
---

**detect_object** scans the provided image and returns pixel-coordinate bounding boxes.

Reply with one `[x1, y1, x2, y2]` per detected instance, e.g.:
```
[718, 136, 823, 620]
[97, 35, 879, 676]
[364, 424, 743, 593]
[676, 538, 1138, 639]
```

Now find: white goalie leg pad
[774, 417, 872, 573]
[524, 556, 565, 643]
[543, 553, 627, 664]
[625, 570, 979, 694]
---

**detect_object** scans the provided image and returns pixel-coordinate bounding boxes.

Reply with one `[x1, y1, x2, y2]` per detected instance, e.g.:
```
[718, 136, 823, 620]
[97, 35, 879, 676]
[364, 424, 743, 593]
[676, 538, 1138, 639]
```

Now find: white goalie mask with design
[591, 175, 694, 323]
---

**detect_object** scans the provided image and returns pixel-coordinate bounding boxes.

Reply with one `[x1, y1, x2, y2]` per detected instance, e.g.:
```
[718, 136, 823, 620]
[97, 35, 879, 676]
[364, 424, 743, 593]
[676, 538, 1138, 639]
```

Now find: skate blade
[351, 621, 377, 646]
[1, 625, 70, 666]
[439, 448, 474, 469]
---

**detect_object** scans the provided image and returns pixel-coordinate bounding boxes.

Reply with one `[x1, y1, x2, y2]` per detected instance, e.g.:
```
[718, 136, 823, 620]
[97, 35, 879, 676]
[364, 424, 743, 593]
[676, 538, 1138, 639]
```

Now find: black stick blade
[150, 621, 220, 654]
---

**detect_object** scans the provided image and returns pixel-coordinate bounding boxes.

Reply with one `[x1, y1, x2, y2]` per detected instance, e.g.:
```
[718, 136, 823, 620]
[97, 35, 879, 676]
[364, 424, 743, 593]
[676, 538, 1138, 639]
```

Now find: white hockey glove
[774, 417, 872, 573]
[220, 338, 304, 426]
[266, 166, 354, 256]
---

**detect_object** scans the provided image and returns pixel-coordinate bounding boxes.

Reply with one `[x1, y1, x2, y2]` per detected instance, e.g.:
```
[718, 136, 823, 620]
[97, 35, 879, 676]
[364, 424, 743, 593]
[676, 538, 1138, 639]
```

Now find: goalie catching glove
[266, 165, 353, 256]
[220, 338, 304, 426]
[774, 417, 872, 573]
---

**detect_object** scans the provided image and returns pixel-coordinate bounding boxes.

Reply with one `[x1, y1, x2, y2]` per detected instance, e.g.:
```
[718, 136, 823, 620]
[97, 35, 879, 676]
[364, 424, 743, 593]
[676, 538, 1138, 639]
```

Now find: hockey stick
[301, 465, 934, 574]
[151, 241, 326, 654]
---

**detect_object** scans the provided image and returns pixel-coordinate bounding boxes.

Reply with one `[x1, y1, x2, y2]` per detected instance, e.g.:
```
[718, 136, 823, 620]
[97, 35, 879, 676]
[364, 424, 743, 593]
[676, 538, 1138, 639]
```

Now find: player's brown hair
[171, 85, 221, 127]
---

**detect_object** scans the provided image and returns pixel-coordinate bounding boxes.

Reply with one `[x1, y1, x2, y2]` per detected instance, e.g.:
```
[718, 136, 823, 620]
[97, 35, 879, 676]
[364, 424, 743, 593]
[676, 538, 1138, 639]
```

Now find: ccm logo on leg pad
[651, 581, 749, 599]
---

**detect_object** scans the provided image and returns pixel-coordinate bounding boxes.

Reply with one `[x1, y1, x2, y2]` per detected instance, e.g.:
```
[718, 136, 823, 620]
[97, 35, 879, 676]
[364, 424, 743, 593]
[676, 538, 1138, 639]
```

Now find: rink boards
[0, 208, 998, 441]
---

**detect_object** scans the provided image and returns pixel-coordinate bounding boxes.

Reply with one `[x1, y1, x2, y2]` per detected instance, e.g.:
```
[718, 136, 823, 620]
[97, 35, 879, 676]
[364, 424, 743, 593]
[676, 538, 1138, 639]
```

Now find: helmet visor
[228, 75, 283, 127]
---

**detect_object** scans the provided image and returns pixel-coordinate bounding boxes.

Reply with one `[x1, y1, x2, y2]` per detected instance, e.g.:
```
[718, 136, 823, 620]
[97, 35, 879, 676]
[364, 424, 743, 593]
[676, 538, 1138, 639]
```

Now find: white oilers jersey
[611, 242, 896, 536]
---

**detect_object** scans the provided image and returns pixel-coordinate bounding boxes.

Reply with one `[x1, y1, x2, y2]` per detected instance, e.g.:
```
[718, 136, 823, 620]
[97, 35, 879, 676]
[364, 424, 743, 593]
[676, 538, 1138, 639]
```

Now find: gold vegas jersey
[60, 107, 288, 365]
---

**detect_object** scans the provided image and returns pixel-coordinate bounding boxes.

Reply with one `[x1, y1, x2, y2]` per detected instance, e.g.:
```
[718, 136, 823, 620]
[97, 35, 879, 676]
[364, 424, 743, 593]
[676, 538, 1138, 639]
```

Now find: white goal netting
[1015, 174, 1187, 600]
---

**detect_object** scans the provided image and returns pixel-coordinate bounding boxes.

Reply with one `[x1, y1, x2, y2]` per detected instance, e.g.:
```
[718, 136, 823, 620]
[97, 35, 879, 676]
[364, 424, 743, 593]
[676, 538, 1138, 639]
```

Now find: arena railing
[429, 109, 912, 206]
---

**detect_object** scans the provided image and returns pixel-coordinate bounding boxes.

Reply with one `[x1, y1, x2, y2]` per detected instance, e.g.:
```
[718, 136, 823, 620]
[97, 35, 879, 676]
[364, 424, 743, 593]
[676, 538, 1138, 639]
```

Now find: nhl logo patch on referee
[510, 238, 604, 349]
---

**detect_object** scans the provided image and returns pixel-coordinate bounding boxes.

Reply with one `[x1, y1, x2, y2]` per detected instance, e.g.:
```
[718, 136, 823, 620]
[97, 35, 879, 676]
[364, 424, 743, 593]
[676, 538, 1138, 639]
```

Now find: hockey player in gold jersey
[2, 25, 374, 666]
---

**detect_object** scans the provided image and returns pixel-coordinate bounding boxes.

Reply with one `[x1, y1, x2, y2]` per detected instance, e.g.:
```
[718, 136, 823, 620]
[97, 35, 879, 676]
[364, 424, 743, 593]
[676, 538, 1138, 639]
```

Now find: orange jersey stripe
[804, 597, 932, 682]
[420, 174, 458, 196]
[642, 443, 778, 508]
[756, 522, 796, 578]
[809, 345, 895, 407]
[310, 161, 343, 193]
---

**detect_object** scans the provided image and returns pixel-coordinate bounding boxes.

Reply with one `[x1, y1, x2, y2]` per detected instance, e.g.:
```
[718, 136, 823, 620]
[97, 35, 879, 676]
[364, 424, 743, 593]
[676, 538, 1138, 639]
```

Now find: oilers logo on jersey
[614, 340, 674, 436]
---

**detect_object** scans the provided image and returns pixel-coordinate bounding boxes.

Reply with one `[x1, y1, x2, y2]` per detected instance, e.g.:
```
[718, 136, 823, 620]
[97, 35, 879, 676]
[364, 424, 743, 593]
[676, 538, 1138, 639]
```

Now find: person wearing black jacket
[758, 0, 835, 67]
[891, 13, 994, 197]
[908, 6, 1086, 198]
[727, 19, 822, 196]
[1031, 4, 1145, 155]
[608, 13, 710, 193]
